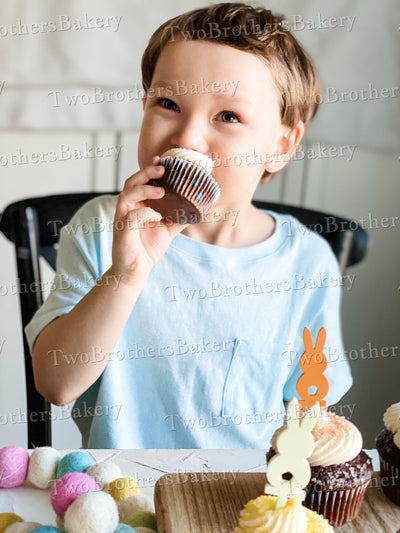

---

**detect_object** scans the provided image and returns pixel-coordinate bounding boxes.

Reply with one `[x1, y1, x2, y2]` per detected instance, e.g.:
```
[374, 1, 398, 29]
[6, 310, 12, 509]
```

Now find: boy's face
[138, 40, 300, 210]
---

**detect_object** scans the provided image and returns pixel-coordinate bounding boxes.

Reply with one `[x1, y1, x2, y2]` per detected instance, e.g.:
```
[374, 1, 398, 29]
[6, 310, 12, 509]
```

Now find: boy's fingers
[117, 183, 164, 214]
[124, 164, 164, 189]
[121, 207, 162, 230]
[115, 178, 165, 217]
[128, 184, 165, 200]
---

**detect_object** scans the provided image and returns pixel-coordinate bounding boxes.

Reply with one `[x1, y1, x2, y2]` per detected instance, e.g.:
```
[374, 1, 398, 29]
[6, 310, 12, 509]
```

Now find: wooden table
[155, 470, 400, 532]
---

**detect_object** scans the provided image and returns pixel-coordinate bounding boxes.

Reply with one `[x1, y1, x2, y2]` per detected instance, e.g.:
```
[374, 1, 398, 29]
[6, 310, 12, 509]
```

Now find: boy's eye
[219, 110, 240, 123]
[158, 98, 179, 111]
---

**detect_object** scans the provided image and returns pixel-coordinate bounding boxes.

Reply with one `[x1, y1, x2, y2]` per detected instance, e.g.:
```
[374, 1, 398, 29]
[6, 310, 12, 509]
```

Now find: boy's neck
[181, 204, 275, 248]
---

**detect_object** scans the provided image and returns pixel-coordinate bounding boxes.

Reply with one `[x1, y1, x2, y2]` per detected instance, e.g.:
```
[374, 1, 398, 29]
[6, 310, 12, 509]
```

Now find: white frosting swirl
[161, 148, 214, 175]
[271, 409, 362, 467]
[308, 410, 362, 466]
[384, 402, 400, 450]
[383, 402, 400, 433]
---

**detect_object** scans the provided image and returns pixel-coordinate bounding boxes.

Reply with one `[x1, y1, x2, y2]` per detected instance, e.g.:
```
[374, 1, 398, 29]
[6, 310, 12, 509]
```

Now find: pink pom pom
[51, 472, 100, 517]
[0, 446, 29, 488]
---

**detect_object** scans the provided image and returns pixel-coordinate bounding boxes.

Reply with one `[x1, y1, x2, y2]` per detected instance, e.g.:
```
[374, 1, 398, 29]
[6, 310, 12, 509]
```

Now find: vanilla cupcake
[267, 408, 373, 527]
[376, 402, 400, 505]
[147, 148, 220, 224]
[232, 494, 333, 533]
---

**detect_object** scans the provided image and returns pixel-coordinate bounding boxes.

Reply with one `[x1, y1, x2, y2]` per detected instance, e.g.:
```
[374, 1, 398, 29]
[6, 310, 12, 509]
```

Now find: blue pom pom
[31, 527, 65, 532]
[56, 451, 95, 478]
[113, 525, 137, 532]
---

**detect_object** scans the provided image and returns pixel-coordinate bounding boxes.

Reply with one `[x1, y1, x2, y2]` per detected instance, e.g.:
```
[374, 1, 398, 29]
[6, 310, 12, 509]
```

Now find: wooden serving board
[154, 472, 400, 533]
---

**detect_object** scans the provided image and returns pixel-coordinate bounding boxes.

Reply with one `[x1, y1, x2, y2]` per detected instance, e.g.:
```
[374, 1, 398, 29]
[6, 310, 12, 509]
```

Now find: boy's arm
[32, 268, 146, 406]
[30, 160, 185, 406]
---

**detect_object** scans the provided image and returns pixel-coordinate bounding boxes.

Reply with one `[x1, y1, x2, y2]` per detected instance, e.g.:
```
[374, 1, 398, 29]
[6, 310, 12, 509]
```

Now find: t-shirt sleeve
[24, 195, 115, 353]
[282, 237, 353, 406]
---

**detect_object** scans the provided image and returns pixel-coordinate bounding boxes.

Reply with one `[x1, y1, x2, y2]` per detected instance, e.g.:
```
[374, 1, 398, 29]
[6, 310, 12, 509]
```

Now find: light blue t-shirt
[25, 195, 352, 448]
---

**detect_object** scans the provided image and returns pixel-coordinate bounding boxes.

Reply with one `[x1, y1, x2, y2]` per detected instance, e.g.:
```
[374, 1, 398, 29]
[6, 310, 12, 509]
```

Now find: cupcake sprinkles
[0, 448, 156, 533]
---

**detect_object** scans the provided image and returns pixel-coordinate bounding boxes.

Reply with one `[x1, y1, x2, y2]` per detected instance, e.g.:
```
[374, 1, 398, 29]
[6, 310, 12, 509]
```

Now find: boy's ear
[142, 95, 147, 111]
[264, 121, 304, 174]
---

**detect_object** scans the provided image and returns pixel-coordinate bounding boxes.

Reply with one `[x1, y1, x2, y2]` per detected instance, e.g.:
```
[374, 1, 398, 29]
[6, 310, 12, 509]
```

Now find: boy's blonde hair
[141, 2, 321, 182]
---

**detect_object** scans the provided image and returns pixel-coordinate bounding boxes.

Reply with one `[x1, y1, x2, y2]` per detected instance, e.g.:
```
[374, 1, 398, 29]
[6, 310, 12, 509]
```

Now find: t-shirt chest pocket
[220, 339, 285, 418]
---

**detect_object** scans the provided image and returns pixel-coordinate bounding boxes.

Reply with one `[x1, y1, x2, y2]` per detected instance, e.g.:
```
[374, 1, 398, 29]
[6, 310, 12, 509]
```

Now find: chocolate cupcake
[147, 148, 220, 224]
[376, 402, 400, 505]
[266, 408, 373, 527]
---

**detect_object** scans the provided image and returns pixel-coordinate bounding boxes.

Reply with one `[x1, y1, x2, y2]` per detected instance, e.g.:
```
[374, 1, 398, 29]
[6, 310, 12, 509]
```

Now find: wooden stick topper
[264, 398, 320, 509]
[296, 327, 329, 408]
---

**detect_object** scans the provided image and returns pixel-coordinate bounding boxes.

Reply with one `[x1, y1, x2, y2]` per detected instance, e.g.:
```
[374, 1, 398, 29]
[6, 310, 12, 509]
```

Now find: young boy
[26, 3, 352, 448]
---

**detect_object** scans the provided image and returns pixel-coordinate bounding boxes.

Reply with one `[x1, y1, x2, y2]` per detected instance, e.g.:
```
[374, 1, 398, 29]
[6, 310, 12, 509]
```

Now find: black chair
[0, 192, 114, 448]
[0, 193, 369, 447]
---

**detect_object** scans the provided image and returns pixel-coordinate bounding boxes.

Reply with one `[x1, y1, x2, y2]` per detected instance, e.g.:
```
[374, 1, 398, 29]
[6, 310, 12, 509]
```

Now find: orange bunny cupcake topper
[296, 327, 329, 408]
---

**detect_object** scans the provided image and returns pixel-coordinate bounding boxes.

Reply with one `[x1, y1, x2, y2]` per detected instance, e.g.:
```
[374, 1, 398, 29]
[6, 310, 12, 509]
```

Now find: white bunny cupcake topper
[265, 326, 330, 509]
[264, 398, 320, 509]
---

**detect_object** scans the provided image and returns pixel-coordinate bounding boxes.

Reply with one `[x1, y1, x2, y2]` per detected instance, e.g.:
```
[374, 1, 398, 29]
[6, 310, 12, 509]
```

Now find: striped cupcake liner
[379, 457, 400, 505]
[305, 478, 371, 527]
[160, 156, 220, 216]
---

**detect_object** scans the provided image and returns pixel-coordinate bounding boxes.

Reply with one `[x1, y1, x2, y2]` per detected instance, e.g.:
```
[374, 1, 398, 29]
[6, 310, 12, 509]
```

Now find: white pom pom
[64, 491, 119, 533]
[27, 447, 61, 489]
[5, 522, 41, 532]
[86, 462, 122, 489]
[117, 494, 155, 522]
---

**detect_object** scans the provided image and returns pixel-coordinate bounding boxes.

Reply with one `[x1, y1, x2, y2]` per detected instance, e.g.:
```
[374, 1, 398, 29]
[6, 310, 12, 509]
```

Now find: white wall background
[0, 0, 399, 449]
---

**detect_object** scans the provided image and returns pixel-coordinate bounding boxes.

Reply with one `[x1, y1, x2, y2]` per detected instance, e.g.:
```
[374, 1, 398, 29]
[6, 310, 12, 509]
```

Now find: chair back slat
[11, 206, 51, 447]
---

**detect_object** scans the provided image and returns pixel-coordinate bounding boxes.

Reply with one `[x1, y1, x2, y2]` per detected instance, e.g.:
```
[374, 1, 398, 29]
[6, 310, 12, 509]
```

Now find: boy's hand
[112, 156, 185, 285]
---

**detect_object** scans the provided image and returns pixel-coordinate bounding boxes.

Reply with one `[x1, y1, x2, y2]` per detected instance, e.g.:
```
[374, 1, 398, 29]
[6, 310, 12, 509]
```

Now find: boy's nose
[170, 118, 208, 154]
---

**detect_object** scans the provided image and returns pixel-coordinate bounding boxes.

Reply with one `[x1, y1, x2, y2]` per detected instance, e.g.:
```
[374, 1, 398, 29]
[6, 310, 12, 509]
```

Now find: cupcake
[232, 494, 333, 533]
[266, 408, 373, 527]
[147, 148, 220, 224]
[376, 402, 400, 505]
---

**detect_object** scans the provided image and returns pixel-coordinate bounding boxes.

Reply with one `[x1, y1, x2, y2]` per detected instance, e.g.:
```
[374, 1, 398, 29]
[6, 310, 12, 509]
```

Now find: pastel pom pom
[28, 447, 61, 489]
[113, 525, 137, 532]
[5, 522, 41, 533]
[124, 511, 157, 531]
[31, 526, 64, 533]
[56, 452, 95, 478]
[64, 491, 118, 533]
[0, 447, 29, 488]
[118, 494, 154, 522]
[106, 477, 140, 502]
[86, 462, 122, 489]
[0, 513, 23, 532]
[51, 472, 100, 517]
